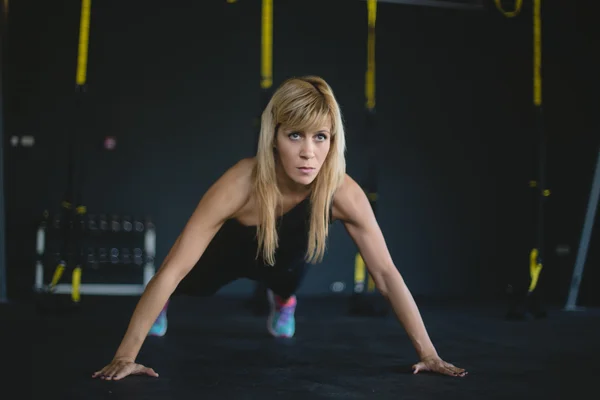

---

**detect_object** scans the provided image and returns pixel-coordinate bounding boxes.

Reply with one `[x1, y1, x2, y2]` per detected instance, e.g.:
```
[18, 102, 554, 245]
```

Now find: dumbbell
[87, 215, 97, 231]
[133, 248, 143, 265]
[134, 219, 145, 233]
[121, 248, 132, 264]
[86, 247, 99, 269]
[110, 215, 121, 232]
[110, 248, 120, 264]
[99, 215, 108, 232]
[122, 216, 133, 232]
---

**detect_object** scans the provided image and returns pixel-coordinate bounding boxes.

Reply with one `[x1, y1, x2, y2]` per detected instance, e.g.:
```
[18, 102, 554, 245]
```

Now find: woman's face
[275, 122, 332, 188]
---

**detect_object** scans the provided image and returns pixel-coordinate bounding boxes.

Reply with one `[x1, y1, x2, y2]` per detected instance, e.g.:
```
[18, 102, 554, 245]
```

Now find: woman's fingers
[439, 362, 467, 377]
[444, 362, 467, 376]
[93, 365, 115, 379]
[93, 361, 159, 381]
[101, 365, 120, 380]
[111, 363, 159, 380]
[412, 359, 468, 377]
[92, 361, 133, 380]
[441, 365, 459, 376]
[92, 367, 108, 378]
[445, 362, 466, 374]
[112, 365, 134, 381]
[137, 366, 159, 377]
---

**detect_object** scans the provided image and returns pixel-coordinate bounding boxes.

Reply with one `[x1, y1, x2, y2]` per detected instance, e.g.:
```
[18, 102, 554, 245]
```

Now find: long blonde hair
[253, 76, 346, 266]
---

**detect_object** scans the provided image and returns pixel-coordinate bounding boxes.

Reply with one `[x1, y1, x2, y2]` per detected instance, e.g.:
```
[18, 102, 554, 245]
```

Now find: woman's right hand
[92, 358, 159, 381]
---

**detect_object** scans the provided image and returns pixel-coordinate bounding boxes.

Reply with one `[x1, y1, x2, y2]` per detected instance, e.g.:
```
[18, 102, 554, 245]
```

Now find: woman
[92, 76, 467, 381]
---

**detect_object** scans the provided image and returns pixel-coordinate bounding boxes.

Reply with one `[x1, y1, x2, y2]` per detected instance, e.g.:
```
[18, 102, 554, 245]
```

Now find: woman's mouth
[298, 167, 315, 174]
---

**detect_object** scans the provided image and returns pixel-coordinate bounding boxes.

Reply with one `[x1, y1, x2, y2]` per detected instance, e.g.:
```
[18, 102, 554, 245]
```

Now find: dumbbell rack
[33, 212, 156, 297]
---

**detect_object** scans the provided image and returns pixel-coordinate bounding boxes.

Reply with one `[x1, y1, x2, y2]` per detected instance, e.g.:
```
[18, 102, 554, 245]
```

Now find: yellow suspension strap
[494, 0, 522, 18]
[261, 0, 273, 93]
[70, 0, 92, 303]
[76, 0, 91, 87]
[528, 0, 547, 301]
[50, 0, 92, 304]
[247, 0, 273, 313]
[351, 0, 381, 314]
[364, 0, 377, 294]
[353, 0, 376, 295]
[500, 0, 547, 319]
[254, 0, 273, 150]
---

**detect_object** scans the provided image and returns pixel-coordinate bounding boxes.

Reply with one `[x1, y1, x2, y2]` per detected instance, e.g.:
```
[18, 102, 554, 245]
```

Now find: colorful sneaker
[148, 302, 168, 337]
[267, 290, 296, 338]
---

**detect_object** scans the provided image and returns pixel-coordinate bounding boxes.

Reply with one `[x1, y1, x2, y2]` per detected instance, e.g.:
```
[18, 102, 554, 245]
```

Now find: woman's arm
[332, 174, 466, 377]
[93, 158, 255, 379]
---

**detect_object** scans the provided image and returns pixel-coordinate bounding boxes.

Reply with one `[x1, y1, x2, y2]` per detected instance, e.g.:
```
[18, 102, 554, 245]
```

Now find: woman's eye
[316, 134, 328, 141]
[288, 132, 301, 140]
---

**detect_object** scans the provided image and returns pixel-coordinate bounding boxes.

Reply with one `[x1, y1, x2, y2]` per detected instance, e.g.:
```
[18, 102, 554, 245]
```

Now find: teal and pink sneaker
[148, 301, 168, 337]
[267, 290, 296, 338]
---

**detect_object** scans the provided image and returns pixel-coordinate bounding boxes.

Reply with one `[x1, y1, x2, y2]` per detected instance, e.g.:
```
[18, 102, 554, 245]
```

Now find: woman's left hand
[412, 356, 468, 377]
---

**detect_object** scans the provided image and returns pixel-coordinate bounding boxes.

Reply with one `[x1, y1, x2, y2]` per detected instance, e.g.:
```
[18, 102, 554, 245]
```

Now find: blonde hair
[253, 76, 346, 266]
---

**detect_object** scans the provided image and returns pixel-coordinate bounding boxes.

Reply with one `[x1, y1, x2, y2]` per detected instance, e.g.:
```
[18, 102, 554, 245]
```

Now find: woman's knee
[262, 261, 310, 298]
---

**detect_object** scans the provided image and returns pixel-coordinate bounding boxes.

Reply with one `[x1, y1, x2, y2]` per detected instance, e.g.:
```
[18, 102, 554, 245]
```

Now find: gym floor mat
[2, 295, 598, 399]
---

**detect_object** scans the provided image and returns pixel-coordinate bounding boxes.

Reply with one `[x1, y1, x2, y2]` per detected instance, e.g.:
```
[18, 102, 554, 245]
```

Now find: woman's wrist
[419, 352, 440, 361]
[414, 342, 439, 361]
[114, 334, 144, 362]
[113, 354, 136, 363]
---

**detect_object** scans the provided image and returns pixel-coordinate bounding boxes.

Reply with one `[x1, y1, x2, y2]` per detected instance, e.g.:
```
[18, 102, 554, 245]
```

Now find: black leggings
[173, 257, 310, 300]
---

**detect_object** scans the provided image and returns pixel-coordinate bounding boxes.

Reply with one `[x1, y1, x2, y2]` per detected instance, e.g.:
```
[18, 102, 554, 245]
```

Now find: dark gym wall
[541, 0, 600, 307]
[4, 1, 599, 304]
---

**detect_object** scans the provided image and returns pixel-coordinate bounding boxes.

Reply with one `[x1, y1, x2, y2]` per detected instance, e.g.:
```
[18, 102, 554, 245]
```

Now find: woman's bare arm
[102, 158, 254, 366]
[332, 174, 466, 377]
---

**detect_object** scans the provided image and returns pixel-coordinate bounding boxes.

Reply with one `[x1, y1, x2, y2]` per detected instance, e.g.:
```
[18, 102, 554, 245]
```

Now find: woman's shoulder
[228, 157, 257, 180]
[199, 157, 256, 218]
[332, 173, 361, 200]
[216, 157, 256, 195]
[331, 173, 368, 223]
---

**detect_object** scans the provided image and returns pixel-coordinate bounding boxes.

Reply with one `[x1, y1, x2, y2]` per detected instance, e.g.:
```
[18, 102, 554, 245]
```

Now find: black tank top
[195, 196, 312, 271]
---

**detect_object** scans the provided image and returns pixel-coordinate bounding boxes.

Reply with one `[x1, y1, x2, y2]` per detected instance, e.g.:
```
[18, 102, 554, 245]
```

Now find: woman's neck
[275, 162, 312, 199]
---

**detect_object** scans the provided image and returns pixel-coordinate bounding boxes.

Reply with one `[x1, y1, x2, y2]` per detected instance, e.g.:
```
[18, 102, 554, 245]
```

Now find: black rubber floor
[2, 295, 598, 399]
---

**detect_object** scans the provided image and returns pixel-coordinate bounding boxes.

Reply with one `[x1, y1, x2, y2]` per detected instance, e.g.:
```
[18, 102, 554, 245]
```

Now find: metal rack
[34, 213, 156, 297]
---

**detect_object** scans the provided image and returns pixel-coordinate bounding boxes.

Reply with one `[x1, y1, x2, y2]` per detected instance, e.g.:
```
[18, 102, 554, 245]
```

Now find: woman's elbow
[151, 263, 189, 291]
[372, 265, 401, 298]
[157, 254, 197, 282]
